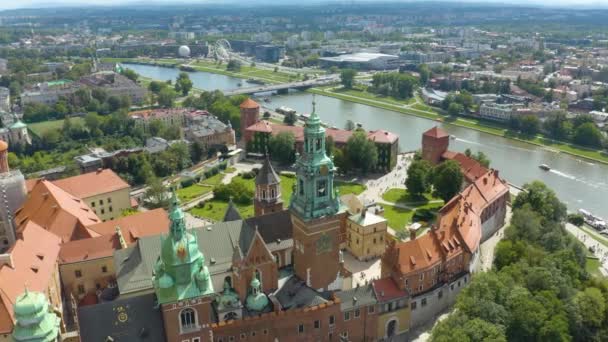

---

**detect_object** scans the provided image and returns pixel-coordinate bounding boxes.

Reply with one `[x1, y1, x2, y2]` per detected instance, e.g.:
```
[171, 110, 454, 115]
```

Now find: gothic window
[271, 189, 275, 198]
[223, 312, 238, 321]
[262, 190, 266, 199]
[299, 179, 304, 196]
[317, 179, 327, 197]
[315, 138, 321, 151]
[255, 269, 262, 288]
[316, 233, 332, 255]
[179, 308, 197, 331]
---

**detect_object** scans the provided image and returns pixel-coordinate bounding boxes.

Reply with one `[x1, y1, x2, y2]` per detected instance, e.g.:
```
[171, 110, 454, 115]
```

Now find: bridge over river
[222, 76, 339, 96]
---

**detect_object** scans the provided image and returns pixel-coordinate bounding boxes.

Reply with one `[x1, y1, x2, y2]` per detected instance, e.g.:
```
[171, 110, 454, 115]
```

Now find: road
[565, 223, 608, 276]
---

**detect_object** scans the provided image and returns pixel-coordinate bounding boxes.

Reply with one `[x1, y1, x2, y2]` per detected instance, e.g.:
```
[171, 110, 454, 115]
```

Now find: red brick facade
[421, 127, 450, 165]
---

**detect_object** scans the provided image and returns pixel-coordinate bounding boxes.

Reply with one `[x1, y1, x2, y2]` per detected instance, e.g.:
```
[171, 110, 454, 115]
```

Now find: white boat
[539, 164, 550, 171]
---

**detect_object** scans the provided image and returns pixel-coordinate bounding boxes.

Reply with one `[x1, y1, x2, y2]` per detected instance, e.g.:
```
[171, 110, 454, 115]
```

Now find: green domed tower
[11, 288, 60, 342]
[152, 193, 214, 304]
[290, 100, 346, 291]
[289, 101, 340, 220]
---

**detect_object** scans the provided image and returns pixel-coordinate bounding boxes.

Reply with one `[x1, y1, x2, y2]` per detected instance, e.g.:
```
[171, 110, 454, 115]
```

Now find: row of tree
[369, 72, 419, 99]
[405, 157, 464, 202]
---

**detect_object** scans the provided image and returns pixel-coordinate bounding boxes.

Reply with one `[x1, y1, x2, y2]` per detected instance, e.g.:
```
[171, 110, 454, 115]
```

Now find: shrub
[180, 177, 195, 188]
[567, 213, 585, 227]
[213, 179, 253, 204]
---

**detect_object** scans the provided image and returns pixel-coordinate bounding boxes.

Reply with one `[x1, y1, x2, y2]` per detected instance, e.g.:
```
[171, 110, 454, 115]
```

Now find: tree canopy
[269, 131, 296, 165]
[346, 131, 378, 174]
[430, 160, 463, 202]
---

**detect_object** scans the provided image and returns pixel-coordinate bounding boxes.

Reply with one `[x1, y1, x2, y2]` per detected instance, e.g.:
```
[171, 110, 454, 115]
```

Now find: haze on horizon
[1, 0, 606, 11]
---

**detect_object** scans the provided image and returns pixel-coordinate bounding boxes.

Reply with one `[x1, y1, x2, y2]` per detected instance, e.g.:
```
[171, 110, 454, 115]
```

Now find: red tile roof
[387, 169, 508, 277]
[15, 179, 101, 243]
[240, 98, 260, 109]
[372, 278, 408, 302]
[25, 178, 39, 193]
[59, 209, 170, 263]
[0, 222, 61, 334]
[423, 126, 448, 139]
[53, 169, 130, 199]
[246, 120, 274, 133]
[442, 152, 489, 183]
[367, 130, 399, 144]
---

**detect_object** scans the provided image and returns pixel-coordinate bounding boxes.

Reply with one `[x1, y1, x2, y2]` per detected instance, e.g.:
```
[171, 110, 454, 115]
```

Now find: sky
[1, 0, 607, 11]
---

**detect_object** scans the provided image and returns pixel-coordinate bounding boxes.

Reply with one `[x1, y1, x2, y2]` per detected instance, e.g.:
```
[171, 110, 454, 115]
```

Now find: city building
[130, 108, 187, 131]
[0, 59, 6, 74]
[253, 157, 283, 216]
[245, 120, 399, 172]
[74, 146, 144, 174]
[53, 169, 132, 222]
[346, 207, 388, 261]
[254, 45, 284, 63]
[183, 115, 235, 149]
[0, 87, 9, 112]
[58, 209, 169, 304]
[0, 120, 32, 147]
[319, 52, 400, 70]
[0, 222, 63, 341]
[0, 140, 26, 252]
[478, 103, 522, 122]
[421, 88, 448, 105]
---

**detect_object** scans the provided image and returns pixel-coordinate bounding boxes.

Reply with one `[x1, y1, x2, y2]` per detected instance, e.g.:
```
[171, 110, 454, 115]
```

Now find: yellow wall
[346, 218, 387, 260]
[377, 306, 410, 339]
[86, 187, 131, 221]
[59, 256, 115, 300]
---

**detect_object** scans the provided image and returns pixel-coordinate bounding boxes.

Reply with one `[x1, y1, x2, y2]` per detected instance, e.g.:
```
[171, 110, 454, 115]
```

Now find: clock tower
[290, 101, 345, 291]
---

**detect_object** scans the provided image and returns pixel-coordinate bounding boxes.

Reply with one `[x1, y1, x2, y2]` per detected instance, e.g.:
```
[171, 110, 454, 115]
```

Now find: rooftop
[53, 169, 130, 199]
[240, 98, 260, 109]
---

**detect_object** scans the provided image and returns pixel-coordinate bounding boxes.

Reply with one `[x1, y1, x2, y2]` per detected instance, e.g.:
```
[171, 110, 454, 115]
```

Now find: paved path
[359, 153, 412, 206]
[565, 223, 608, 276]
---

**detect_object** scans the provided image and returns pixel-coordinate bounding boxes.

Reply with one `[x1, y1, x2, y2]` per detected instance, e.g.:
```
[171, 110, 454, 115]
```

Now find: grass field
[176, 184, 212, 202]
[382, 188, 437, 205]
[586, 257, 604, 278]
[188, 174, 365, 222]
[29, 117, 85, 137]
[333, 87, 416, 106]
[201, 173, 225, 187]
[382, 201, 444, 231]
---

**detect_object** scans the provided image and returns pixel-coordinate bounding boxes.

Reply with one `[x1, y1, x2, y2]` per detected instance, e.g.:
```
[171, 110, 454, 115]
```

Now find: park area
[188, 172, 365, 222]
[380, 188, 444, 236]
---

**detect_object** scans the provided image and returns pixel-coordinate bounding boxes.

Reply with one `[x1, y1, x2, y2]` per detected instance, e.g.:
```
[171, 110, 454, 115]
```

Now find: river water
[123, 63, 608, 219]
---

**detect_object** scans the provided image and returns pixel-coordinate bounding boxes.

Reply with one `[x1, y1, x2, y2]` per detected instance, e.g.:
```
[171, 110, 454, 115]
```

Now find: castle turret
[11, 288, 60, 342]
[239, 98, 260, 141]
[0, 139, 26, 252]
[422, 126, 449, 165]
[254, 156, 283, 216]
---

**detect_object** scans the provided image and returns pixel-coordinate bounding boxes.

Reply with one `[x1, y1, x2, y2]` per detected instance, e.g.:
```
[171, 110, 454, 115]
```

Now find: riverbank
[310, 86, 608, 165]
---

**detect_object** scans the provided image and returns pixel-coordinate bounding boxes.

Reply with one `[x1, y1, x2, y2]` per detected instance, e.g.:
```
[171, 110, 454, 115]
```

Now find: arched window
[271, 188, 275, 198]
[180, 308, 197, 331]
[224, 276, 232, 288]
[262, 190, 266, 199]
[255, 269, 262, 289]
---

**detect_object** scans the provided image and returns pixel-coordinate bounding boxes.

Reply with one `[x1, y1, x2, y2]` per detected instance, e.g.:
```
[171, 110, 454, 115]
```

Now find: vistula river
[123, 63, 608, 219]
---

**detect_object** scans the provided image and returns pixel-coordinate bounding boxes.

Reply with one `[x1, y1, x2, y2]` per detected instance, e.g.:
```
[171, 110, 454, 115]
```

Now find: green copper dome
[153, 192, 214, 304]
[9, 120, 27, 130]
[12, 289, 60, 342]
[245, 277, 269, 312]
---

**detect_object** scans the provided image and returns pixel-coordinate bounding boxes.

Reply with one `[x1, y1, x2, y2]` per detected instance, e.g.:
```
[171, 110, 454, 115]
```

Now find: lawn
[201, 173, 225, 186]
[189, 199, 254, 222]
[187, 173, 365, 222]
[29, 117, 85, 137]
[586, 257, 604, 278]
[382, 188, 438, 205]
[176, 184, 212, 202]
[382, 202, 444, 231]
[334, 87, 416, 106]
[336, 181, 366, 196]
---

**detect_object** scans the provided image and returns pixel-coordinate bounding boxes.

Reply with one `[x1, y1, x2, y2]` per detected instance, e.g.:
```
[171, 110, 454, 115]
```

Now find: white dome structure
[178, 45, 191, 58]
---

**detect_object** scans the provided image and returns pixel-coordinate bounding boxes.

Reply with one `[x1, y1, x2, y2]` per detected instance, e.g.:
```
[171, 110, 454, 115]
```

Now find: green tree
[543, 112, 571, 140]
[431, 160, 463, 202]
[448, 102, 464, 116]
[283, 112, 297, 125]
[226, 60, 242, 72]
[121, 68, 139, 82]
[145, 176, 169, 209]
[513, 181, 567, 223]
[405, 159, 432, 197]
[175, 72, 193, 96]
[157, 87, 177, 108]
[573, 122, 603, 148]
[107, 95, 122, 112]
[340, 69, 357, 89]
[520, 115, 540, 136]
[346, 131, 378, 174]
[418, 64, 431, 85]
[269, 131, 295, 165]
[344, 119, 356, 131]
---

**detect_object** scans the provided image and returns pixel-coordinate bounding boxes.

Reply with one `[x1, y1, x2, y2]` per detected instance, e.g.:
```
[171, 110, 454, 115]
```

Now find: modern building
[319, 52, 400, 70]
[478, 103, 521, 122]
[0, 140, 26, 252]
[254, 45, 284, 63]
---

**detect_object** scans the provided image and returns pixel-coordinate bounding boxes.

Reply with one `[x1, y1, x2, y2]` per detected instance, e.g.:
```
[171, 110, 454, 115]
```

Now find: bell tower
[290, 100, 344, 291]
[254, 156, 283, 216]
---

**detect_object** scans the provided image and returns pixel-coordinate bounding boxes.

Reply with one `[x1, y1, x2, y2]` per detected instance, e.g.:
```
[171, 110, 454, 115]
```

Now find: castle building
[0, 120, 31, 148]
[239, 98, 259, 141]
[253, 157, 283, 216]
[289, 103, 348, 291]
[0, 140, 26, 252]
[346, 207, 388, 261]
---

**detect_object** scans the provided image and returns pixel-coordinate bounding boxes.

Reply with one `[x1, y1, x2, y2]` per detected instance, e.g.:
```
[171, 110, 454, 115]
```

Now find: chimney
[408, 223, 420, 241]
[0, 253, 13, 268]
[361, 207, 367, 218]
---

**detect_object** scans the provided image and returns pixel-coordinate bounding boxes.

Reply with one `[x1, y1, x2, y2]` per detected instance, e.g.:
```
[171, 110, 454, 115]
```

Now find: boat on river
[539, 164, 551, 171]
